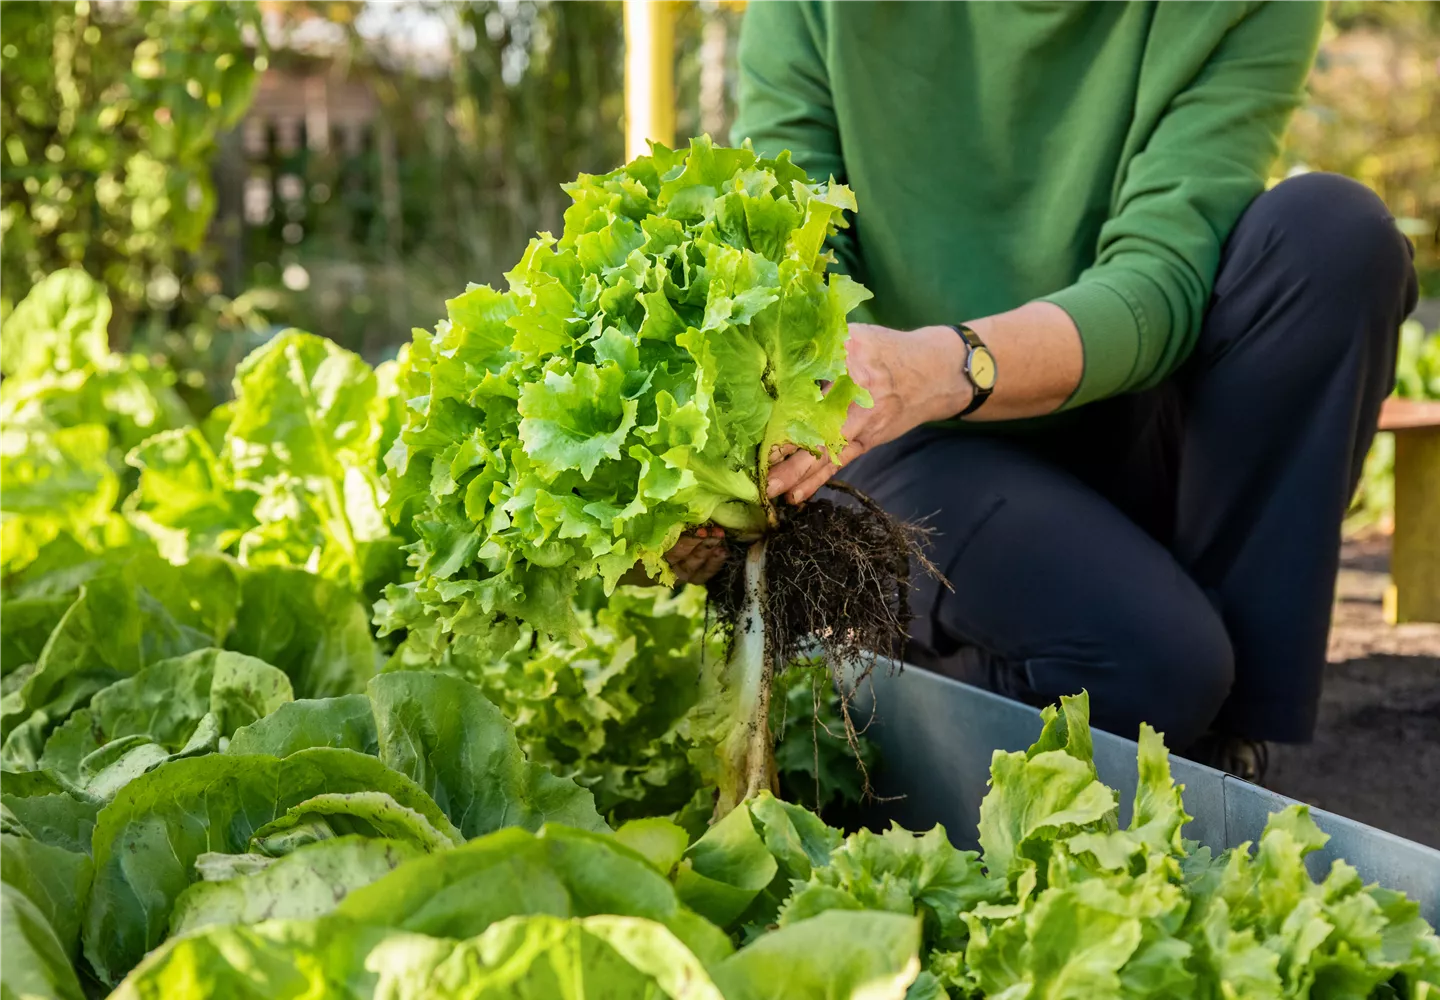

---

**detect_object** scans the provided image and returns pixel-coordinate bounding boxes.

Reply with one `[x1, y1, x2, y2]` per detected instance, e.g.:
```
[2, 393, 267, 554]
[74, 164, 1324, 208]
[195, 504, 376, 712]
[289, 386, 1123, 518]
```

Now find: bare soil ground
[1266, 534, 1440, 848]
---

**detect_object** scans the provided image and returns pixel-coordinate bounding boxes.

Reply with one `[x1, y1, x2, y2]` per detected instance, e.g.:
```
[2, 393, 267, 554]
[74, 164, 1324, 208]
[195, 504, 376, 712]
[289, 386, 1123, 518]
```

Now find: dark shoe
[1186, 731, 1270, 785]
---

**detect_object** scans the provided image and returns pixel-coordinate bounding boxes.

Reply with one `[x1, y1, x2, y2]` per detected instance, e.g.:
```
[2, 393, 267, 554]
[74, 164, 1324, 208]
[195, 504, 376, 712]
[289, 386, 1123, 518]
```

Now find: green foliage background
[0, 1, 269, 403]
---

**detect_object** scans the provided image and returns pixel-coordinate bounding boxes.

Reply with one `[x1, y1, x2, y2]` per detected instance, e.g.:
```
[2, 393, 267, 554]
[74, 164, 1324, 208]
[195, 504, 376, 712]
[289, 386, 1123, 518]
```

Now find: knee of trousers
[1053, 606, 1235, 750]
[1237, 173, 1417, 354]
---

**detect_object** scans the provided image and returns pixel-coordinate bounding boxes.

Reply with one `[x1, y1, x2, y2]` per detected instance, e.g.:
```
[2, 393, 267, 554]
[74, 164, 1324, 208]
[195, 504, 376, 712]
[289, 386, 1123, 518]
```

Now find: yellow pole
[624, 0, 677, 161]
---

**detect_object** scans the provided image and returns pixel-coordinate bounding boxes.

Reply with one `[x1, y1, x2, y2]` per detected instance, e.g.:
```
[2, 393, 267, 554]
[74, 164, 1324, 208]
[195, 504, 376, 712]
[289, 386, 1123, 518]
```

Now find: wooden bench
[1378, 397, 1440, 624]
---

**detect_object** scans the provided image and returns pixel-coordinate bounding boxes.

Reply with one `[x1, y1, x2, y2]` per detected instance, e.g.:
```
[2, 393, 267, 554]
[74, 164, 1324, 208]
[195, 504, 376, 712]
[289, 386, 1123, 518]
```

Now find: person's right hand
[664, 525, 728, 585]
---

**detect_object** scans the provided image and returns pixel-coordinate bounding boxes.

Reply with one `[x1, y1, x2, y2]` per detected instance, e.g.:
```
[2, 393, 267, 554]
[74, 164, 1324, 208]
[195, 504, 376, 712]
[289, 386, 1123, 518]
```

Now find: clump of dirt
[707, 480, 943, 801]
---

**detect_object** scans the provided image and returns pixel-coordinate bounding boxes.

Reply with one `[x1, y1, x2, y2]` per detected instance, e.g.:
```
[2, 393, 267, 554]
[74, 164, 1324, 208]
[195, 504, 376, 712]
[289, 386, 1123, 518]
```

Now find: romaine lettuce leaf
[124, 331, 403, 598]
[0, 422, 119, 576]
[82, 746, 455, 985]
[0, 832, 92, 961]
[335, 823, 731, 966]
[0, 270, 111, 381]
[168, 835, 425, 937]
[1, 882, 85, 1000]
[37, 648, 292, 791]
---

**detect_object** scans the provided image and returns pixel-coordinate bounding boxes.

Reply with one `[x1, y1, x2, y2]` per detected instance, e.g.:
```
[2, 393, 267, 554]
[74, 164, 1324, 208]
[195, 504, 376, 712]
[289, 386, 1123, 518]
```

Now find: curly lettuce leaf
[386, 136, 872, 649]
[781, 824, 1001, 954]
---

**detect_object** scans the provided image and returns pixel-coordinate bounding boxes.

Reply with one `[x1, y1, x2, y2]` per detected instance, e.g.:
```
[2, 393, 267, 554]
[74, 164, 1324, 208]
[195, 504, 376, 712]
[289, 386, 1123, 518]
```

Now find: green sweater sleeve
[731, 2, 864, 280]
[1042, 2, 1324, 409]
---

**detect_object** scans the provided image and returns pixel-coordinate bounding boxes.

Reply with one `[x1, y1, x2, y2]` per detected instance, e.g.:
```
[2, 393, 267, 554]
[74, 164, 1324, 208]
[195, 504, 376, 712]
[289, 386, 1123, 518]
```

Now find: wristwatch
[947, 324, 997, 417]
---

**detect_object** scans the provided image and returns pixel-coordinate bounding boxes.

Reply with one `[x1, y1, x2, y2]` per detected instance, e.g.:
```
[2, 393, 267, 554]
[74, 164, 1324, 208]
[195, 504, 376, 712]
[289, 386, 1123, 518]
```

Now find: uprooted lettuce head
[379, 136, 872, 654]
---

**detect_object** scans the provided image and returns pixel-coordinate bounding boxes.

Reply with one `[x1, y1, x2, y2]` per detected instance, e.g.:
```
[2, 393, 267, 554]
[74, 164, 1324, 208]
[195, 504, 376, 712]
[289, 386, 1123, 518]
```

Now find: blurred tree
[1281, 1, 1440, 295]
[0, 1, 265, 344]
[243, 1, 626, 361]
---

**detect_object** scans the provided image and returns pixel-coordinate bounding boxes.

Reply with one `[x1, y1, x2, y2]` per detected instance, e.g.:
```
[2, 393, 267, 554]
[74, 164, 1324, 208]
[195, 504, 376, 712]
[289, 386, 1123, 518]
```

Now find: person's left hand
[766, 322, 970, 505]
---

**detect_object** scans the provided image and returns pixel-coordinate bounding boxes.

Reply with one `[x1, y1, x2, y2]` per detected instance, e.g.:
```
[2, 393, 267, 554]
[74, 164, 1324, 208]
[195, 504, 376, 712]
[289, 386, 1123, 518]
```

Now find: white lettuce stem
[739, 538, 773, 802]
[713, 537, 774, 818]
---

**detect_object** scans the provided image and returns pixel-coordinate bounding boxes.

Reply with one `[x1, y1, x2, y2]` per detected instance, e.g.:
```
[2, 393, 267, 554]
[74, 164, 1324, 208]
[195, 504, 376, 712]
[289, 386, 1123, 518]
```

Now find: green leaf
[519, 363, 639, 480]
[781, 823, 1000, 953]
[0, 832, 92, 961]
[0, 782, 97, 856]
[39, 648, 292, 787]
[227, 565, 377, 699]
[124, 427, 256, 559]
[0, 270, 111, 381]
[673, 800, 778, 930]
[106, 913, 393, 999]
[1, 882, 85, 1000]
[614, 816, 690, 875]
[368, 671, 607, 839]
[168, 835, 425, 937]
[226, 693, 378, 758]
[109, 913, 723, 1000]
[966, 878, 1148, 1000]
[710, 910, 923, 1000]
[747, 791, 841, 882]
[443, 580, 712, 823]
[379, 914, 726, 999]
[0, 423, 118, 576]
[977, 692, 1117, 886]
[248, 791, 462, 855]
[335, 823, 733, 967]
[1065, 723, 1191, 872]
[82, 746, 455, 986]
[226, 331, 381, 487]
[0, 593, 74, 677]
[1, 559, 225, 769]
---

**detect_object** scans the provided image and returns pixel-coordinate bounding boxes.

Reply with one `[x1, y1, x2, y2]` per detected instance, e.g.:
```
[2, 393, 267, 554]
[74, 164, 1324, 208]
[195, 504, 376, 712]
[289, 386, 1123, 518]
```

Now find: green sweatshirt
[732, 1, 1323, 410]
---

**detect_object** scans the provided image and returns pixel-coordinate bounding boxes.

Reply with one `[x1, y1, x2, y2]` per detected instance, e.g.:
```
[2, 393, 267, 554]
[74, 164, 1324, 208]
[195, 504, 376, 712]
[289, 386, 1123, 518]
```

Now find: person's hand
[766, 323, 971, 505]
[623, 526, 730, 588]
[664, 525, 728, 584]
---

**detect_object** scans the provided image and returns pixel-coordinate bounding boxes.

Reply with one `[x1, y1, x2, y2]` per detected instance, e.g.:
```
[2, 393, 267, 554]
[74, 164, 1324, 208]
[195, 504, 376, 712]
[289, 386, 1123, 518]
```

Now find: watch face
[969, 347, 997, 391]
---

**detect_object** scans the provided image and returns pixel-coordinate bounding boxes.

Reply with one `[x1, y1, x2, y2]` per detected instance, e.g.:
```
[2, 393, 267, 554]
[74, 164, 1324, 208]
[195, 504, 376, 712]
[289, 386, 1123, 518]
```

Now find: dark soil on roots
[709, 483, 940, 681]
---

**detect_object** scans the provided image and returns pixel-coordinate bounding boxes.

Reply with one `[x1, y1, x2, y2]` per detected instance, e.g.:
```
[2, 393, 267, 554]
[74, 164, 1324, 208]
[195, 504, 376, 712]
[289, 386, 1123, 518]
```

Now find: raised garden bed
[852, 661, 1440, 925]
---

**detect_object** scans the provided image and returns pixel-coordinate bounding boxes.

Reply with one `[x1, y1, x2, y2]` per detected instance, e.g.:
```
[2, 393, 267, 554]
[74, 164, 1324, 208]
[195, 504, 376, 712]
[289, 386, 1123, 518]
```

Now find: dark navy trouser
[838, 173, 1418, 750]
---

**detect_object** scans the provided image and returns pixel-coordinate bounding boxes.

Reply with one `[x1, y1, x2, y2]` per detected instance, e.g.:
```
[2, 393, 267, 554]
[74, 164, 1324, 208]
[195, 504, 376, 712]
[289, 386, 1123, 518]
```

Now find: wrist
[915, 324, 975, 421]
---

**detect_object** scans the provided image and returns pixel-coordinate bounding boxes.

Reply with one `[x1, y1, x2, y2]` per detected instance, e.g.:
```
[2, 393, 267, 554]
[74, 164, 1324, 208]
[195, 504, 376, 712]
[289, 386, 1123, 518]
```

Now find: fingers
[766, 449, 822, 499]
[666, 525, 728, 585]
[767, 442, 799, 466]
[664, 535, 703, 565]
[768, 436, 868, 505]
[786, 451, 843, 504]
